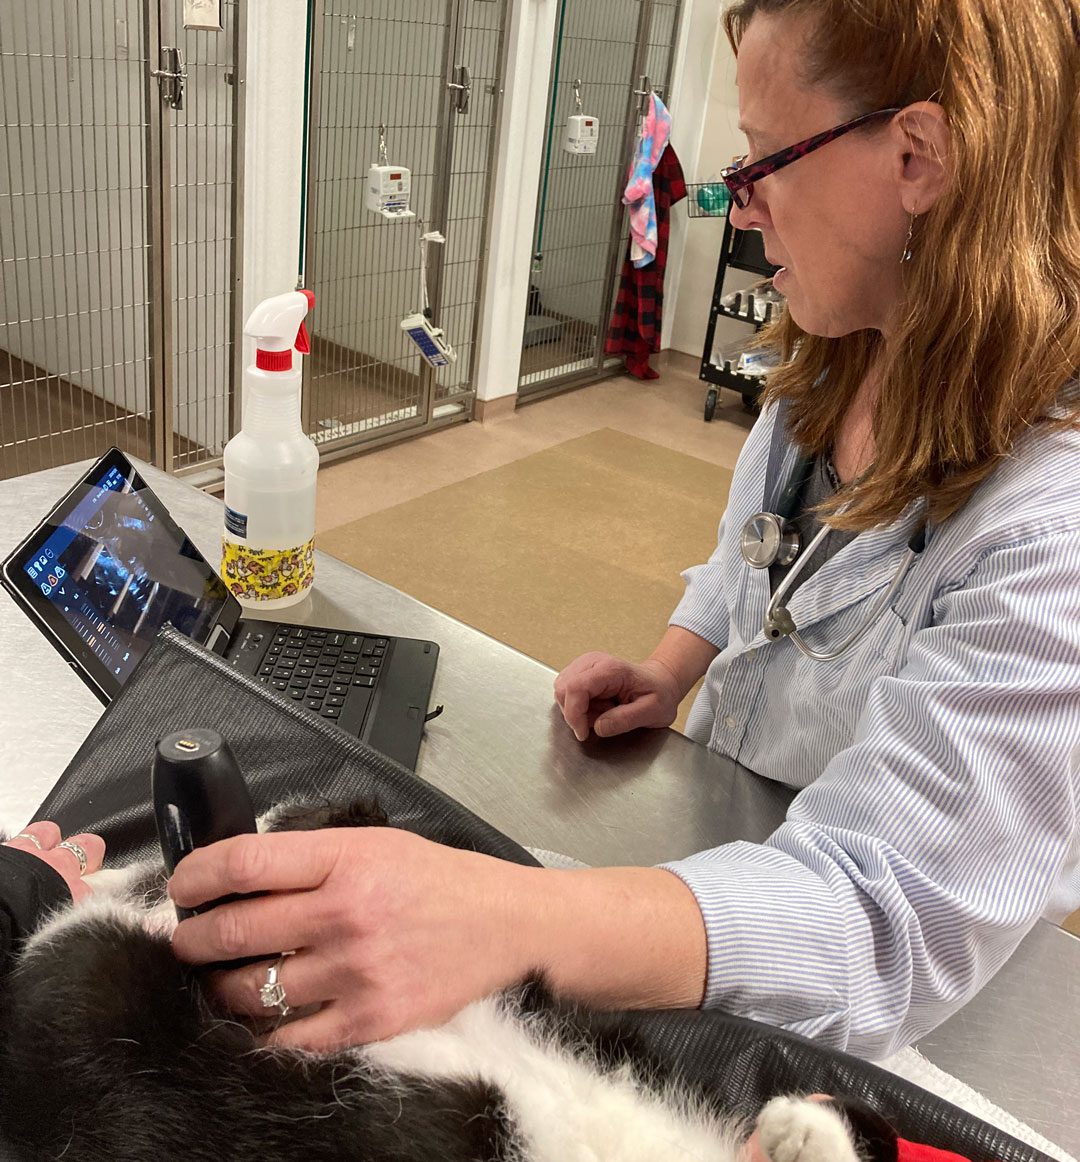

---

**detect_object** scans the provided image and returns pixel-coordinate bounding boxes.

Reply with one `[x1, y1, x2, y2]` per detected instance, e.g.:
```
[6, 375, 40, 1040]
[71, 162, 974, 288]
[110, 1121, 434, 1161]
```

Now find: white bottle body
[222, 364, 319, 610]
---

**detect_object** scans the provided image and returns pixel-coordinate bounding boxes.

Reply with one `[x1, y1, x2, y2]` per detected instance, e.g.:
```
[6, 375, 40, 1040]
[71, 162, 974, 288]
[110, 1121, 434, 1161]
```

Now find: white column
[662, 0, 721, 355]
[471, 0, 560, 404]
[241, 0, 309, 369]
[665, 5, 749, 358]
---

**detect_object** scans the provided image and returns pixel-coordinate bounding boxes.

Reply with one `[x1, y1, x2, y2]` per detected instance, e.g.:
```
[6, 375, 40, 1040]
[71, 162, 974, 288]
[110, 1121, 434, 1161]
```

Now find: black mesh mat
[33, 626, 535, 869]
[23, 627, 1054, 1162]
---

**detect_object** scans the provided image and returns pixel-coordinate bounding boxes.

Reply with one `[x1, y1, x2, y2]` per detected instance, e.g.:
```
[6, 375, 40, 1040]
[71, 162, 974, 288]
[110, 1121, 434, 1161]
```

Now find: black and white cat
[0, 801, 872, 1162]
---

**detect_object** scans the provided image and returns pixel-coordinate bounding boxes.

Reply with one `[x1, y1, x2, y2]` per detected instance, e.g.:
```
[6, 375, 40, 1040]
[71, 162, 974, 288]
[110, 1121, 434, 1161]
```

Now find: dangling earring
[902, 209, 918, 263]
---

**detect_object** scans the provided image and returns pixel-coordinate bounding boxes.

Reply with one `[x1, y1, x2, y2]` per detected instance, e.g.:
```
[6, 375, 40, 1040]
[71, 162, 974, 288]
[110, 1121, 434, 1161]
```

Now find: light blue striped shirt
[663, 394, 1080, 1059]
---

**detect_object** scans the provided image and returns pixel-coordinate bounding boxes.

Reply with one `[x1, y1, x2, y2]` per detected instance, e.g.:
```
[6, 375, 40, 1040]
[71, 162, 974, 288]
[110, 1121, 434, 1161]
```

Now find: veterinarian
[168, 0, 1080, 1060]
[0, 824, 104, 972]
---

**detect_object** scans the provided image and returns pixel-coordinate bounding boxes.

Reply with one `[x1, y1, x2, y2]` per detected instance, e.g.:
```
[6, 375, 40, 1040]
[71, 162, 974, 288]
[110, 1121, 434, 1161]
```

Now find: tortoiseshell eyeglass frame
[722, 107, 903, 209]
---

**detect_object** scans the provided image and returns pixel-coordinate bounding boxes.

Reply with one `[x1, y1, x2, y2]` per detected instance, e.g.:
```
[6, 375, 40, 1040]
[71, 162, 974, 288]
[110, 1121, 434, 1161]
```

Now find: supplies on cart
[736, 349, 780, 375]
[721, 282, 784, 324]
[711, 337, 781, 380]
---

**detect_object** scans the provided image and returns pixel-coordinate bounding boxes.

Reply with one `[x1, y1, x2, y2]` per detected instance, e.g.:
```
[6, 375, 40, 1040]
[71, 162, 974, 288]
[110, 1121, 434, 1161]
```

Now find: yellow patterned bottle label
[221, 538, 314, 602]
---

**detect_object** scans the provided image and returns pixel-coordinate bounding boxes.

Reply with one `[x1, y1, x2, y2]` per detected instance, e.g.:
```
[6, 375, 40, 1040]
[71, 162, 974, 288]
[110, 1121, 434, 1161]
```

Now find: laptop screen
[8, 449, 234, 697]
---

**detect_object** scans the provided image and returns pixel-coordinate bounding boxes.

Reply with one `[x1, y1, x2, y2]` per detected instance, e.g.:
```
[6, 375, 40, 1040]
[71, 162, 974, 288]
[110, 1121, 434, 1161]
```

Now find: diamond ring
[259, 956, 291, 1017]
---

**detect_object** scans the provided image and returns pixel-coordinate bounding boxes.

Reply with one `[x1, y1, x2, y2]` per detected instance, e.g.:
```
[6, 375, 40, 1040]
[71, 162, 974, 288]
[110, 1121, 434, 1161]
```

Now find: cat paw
[756, 1097, 861, 1162]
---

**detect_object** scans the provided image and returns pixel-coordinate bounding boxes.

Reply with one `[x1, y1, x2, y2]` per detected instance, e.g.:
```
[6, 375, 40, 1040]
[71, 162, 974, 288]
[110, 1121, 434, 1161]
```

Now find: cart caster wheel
[704, 388, 718, 422]
[742, 392, 760, 415]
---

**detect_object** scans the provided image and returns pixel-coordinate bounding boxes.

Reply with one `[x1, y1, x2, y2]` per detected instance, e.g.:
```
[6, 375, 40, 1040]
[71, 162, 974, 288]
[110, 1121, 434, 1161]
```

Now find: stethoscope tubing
[743, 441, 926, 661]
[766, 538, 919, 661]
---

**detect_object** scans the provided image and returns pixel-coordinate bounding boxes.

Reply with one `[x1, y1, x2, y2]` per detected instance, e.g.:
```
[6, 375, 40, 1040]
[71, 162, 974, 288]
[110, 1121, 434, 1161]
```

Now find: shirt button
[724, 715, 738, 730]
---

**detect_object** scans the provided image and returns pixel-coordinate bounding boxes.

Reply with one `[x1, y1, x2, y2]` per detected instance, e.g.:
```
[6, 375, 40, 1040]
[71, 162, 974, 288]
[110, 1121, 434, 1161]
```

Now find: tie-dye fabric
[623, 92, 672, 269]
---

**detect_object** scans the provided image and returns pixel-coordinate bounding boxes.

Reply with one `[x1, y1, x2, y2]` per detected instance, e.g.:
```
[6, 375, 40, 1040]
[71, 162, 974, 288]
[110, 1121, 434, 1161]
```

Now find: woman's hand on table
[3, 821, 105, 902]
[554, 651, 683, 741]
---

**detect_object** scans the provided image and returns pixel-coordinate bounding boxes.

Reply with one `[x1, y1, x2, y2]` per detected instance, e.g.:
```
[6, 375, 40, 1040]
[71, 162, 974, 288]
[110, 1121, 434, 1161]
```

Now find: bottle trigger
[295, 319, 311, 355]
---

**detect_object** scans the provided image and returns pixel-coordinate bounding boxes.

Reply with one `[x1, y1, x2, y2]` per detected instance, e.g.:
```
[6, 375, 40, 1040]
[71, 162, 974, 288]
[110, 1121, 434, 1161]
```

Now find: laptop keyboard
[253, 627, 388, 722]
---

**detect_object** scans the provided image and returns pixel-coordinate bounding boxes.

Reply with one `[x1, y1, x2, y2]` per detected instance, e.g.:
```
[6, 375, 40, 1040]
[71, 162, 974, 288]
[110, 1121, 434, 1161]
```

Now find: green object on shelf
[696, 183, 730, 216]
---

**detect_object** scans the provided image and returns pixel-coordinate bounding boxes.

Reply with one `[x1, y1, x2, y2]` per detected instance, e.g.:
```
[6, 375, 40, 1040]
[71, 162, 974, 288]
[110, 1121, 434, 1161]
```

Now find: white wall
[665, 0, 761, 360]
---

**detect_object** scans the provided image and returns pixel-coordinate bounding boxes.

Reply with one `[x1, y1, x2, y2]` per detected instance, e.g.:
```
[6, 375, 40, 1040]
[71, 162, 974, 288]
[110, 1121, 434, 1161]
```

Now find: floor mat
[318, 428, 733, 731]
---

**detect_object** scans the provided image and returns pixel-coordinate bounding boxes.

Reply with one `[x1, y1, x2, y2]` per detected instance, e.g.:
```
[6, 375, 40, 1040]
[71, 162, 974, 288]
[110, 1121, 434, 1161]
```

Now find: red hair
[724, 0, 1080, 531]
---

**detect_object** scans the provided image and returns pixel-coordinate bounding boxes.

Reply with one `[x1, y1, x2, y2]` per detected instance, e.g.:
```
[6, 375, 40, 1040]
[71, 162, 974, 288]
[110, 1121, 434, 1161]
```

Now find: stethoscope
[740, 454, 927, 662]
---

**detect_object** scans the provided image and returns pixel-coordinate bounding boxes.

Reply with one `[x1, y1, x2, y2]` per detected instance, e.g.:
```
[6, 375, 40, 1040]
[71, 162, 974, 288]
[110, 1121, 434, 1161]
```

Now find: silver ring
[12, 832, 44, 851]
[57, 839, 89, 875]
[259, 956, 291, 1017]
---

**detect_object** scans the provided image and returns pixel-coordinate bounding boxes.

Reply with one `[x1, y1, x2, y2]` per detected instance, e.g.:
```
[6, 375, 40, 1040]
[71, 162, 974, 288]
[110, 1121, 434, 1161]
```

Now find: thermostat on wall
[367, 164, 415, 220]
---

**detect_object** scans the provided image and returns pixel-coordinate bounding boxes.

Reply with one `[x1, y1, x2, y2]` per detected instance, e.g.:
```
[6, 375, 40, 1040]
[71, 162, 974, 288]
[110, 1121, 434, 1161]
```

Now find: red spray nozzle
[295, 289, 315, 354]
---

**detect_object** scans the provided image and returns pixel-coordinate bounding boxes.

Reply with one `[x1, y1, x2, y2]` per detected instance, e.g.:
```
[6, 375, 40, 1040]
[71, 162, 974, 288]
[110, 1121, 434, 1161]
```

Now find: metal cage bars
[0, 0, 243, 481]
[301, 0, 507, 458]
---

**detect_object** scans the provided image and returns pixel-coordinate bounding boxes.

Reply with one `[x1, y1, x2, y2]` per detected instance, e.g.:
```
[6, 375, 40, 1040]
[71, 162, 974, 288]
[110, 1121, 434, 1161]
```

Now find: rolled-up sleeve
[669, 514, 731, 651]
[661, 530, 1080, 1059]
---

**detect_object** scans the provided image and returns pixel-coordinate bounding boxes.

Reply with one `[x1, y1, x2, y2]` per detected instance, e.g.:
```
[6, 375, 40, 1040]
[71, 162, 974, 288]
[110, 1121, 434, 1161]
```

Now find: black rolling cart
[696, 204, 783, 421]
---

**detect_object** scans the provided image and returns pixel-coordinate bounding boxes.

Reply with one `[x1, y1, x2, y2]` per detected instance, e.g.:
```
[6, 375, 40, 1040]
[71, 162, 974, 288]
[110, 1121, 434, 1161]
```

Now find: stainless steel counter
[1, 459, 1076, 1154]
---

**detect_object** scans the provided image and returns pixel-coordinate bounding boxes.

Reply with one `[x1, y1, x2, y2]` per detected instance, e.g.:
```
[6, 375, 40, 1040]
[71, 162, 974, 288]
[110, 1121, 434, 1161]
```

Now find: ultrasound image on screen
[24, 464, 230, 683]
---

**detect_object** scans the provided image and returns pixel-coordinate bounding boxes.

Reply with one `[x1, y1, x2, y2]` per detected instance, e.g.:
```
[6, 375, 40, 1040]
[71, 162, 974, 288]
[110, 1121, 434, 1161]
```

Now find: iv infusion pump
[367, 164, 414, 219]
[563, 115, 599, 155]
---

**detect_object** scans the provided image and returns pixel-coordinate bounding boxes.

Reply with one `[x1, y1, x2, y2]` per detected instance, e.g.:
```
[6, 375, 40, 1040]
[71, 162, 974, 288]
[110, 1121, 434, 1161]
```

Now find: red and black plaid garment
[605, 143, 687, 380]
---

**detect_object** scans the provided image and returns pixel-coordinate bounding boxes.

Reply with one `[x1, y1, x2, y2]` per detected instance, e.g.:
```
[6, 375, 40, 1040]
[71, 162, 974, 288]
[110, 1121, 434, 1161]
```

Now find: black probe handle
[152, 728, 270, 969]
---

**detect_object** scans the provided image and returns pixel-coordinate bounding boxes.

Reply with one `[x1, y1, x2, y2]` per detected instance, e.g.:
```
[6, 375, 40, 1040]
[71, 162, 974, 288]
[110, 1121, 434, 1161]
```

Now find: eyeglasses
[722, 108, 902, 210]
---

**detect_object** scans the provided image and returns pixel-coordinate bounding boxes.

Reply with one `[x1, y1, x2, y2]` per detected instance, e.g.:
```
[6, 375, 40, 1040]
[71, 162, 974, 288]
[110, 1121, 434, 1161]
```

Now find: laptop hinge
[207, 624, 231, 655]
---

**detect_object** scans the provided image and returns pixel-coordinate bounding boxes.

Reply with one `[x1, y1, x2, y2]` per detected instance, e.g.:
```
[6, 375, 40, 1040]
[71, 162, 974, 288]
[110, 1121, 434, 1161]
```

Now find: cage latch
[447, 64, 472, 115]
[151, 46, 187, 111]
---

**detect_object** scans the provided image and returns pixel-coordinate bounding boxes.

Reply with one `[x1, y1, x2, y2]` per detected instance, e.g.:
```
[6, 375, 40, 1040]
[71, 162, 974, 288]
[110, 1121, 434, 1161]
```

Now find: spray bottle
[221, 289, 319, 609]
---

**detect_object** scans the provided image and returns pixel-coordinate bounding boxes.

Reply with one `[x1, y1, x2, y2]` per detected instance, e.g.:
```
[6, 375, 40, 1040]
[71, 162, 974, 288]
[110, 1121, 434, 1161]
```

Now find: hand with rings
[3, 822, 105, 902]
[168, 827, 540, 1052]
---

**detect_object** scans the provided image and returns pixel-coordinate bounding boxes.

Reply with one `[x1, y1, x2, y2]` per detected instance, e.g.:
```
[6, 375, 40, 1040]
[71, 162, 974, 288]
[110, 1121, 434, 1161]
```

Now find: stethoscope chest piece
[763, 605, 797, 640]
[740, 511, 801, 570]
[739, 444, 928, 661]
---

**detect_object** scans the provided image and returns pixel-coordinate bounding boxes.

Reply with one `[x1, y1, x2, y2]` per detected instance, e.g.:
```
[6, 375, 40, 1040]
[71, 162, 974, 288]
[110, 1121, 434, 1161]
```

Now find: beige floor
[316, 351, 754, 532]
[319, 426, 734, 734]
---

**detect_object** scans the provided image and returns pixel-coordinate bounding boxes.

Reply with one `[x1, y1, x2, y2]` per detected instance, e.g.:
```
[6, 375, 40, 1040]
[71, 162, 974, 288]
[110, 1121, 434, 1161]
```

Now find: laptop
[1, 448, 440, 770]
